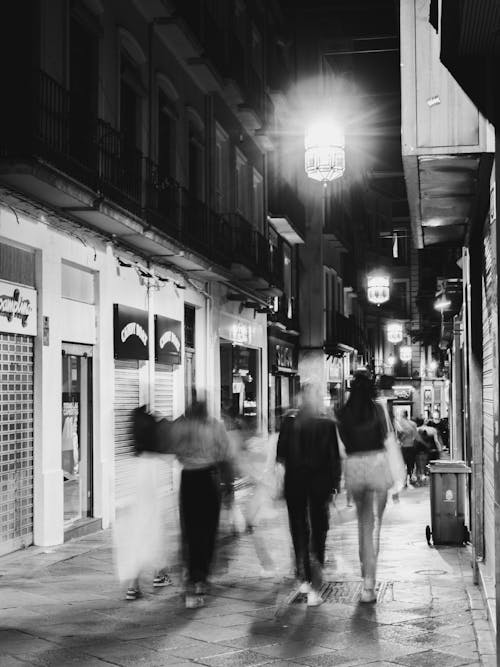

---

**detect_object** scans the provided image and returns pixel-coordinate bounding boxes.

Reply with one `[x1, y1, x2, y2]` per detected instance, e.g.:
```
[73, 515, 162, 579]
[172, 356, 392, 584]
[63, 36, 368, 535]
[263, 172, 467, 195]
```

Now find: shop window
[220, 341, 259, 432]
[184, 305, 196, 408]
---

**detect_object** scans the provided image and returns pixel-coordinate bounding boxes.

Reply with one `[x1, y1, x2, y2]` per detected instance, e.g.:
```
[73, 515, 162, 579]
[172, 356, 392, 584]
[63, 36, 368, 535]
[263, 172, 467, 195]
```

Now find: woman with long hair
[337, 373, 392, 603]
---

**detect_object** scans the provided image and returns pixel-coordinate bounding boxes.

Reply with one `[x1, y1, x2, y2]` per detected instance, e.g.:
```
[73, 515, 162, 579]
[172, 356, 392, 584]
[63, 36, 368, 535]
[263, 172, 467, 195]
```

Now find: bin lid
[428, 459, 471, 473]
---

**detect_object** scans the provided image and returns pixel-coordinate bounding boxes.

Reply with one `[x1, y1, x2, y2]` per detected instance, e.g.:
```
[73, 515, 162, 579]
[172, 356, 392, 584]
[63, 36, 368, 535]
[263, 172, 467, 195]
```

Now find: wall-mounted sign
[0, 280, 37, 336]
[423, 387, 433, 403]
[394, 386, 413, 401]
[231, 322, 251, 345]
[114, 304, 149, 360]
[155, 315, 182, 365]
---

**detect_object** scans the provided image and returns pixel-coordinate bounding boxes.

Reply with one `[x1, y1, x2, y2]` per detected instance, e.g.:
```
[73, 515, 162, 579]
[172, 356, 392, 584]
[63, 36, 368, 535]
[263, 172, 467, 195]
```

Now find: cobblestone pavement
[0, 485, 496, 666]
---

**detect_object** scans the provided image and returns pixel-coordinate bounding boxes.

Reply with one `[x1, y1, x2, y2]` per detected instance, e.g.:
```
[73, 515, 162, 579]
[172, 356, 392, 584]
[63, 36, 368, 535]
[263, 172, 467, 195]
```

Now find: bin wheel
[425, 525, 432, 546]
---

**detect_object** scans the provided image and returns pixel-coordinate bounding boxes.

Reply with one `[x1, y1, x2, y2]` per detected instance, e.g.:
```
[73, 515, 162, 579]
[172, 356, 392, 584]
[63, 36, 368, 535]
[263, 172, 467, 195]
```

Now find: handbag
[378, 402, 406, 493]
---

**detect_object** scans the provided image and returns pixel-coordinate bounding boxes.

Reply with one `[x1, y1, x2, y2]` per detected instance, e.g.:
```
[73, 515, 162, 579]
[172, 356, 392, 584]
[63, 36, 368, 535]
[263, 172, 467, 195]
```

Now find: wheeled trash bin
[425, 460, 471, 546]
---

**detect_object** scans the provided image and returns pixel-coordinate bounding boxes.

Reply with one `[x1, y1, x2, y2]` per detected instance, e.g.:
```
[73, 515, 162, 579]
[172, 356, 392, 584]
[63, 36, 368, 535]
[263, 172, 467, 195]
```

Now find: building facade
[0, 0, 306, 553]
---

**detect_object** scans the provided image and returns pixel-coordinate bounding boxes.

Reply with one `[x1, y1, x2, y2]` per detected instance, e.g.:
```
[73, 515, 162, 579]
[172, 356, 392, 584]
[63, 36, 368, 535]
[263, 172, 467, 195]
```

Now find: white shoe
[360, 588, 376, 604]
[298, 581, 312, 594]
[185, 595, 205, 609]
[307, 590, 323, 606]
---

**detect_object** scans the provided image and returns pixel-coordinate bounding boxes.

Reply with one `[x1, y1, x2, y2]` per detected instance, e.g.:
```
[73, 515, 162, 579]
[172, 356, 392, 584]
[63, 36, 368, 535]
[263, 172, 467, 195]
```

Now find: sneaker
[153, 574, 173, 587]
[298, 581, 312, 594]
[125, 587, 142, 601]
[307, 590, 323, 607]
[185, 594, 205, 609]
[360, 588, 377, 604]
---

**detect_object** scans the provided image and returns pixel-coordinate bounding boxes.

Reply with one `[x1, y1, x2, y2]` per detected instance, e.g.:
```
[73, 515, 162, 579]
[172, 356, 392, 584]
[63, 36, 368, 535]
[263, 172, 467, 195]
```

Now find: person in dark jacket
[276, 383, 341, 606]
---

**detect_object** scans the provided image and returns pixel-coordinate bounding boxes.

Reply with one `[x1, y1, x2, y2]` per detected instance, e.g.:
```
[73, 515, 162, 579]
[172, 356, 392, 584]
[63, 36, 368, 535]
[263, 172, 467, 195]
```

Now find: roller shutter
[114, 360, 140, 507]
[154, 363, 176, 495]
[482, 218, 496, 579]
[0, 333, 34, 556]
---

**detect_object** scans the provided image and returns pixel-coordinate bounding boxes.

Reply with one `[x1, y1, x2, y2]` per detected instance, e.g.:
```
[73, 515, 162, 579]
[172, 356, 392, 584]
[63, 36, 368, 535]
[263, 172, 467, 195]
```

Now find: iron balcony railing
[2, 69, 280, 286]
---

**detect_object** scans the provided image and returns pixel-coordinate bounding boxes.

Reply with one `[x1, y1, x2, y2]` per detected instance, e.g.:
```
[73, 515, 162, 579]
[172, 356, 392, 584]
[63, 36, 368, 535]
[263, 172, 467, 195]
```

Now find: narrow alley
[0, 486, 494, 666]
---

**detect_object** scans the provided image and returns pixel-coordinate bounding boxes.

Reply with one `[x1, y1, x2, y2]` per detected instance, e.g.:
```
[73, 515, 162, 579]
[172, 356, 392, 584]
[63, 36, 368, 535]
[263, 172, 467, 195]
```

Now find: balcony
[0, 69, 276, 295]
[268, 178, 306, 244]
[325, 312, 359, 354]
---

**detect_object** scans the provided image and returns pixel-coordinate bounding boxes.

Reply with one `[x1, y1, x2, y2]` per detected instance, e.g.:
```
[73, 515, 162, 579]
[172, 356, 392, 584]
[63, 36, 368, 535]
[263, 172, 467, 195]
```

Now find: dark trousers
[402, 446, 416, 479]
[285, 472, 330, 584]
[180, 466, 221, 585]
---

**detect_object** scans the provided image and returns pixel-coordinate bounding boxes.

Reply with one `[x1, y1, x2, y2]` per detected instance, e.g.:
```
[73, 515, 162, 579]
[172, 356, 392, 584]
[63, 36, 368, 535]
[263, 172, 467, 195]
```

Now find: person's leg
[372, 490, 388, 567]
[353, 489, 376, 591]
[285, 477, 311, 584]
[180, 470, 205, 586]
[308, 487, 330, 568]
[202, 467, 222, 582]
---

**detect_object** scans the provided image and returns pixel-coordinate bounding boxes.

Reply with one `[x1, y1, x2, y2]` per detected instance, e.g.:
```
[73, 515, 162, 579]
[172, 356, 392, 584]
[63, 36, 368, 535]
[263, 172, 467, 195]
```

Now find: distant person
[277, 383, 341, 606]
[168, 399, 234, 609]
[396, 410, 418, 487]
[414, 418, 442, 483]
[337, 373, 393, 604]
[115, 405, 173, 601]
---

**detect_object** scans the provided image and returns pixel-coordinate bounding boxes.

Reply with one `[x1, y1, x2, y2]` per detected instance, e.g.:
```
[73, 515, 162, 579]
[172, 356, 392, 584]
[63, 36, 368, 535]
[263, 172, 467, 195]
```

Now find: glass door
[61, 345, 93, 528]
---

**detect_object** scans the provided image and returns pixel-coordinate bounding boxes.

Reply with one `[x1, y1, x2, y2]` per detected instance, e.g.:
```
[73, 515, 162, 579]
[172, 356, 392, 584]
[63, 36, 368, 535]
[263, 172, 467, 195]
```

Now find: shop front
[0, 274, 37, 556]
[218, 312, 267, 435]
[113, 304, 149, 507]
[268, 335, 300, 432]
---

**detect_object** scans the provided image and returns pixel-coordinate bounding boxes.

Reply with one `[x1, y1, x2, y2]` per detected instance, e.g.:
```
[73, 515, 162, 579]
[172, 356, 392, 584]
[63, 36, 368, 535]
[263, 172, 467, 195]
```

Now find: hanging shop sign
[0, 280, 37, 336]
[275, 344, 295, 372]
[394, 385, 413, 401]
[113, 304, 149, 360]
[155, 315, 182, 365]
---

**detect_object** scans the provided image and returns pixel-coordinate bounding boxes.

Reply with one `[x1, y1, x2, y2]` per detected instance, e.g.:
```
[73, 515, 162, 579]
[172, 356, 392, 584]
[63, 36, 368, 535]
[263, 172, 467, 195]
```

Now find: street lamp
[387, 322, 403, 344]
[304, 119, 345, 184]
[367, 274, 390, 306]
[400, 345, 412, 363]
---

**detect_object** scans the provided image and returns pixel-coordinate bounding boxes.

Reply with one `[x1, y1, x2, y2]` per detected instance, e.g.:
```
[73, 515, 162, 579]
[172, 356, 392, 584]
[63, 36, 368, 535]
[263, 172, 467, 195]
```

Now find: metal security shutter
[0, 333, 34, 556]
[114, 360, 140, 507]
[154, 363, 175, 495]
[482, 219, 496, 579]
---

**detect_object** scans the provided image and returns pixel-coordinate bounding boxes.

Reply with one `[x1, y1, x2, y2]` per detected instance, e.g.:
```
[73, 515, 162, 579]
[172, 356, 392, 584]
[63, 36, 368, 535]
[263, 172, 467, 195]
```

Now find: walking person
[114, 405, 173, 601]
[168, 399, 234, 609]
[396, 410, 418, 487]
[277, 383, 341, 606]
[337, 372, 393, 604]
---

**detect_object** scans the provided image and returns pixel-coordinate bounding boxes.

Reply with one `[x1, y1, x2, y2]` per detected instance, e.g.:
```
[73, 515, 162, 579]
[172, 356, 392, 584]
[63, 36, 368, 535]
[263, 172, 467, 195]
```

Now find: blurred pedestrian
[277, 383, 341, 606]
[337, 373, 393, 604]
[396, 410, 418, 487]
[114, 405, 173, 601]
[168, 399, 234, 609]
[416, 419, 442, 480]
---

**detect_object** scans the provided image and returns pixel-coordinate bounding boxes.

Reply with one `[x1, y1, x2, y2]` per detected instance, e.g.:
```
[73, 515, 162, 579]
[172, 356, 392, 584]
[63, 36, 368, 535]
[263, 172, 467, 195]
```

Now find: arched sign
[155, 315, 182, 365]
[113, 304, 149, 360]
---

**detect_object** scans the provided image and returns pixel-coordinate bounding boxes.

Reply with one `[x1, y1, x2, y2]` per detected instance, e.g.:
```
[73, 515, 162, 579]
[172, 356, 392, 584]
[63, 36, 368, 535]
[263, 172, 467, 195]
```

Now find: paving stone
[195, 648, 275, 666]
[396, 649, 476, 666]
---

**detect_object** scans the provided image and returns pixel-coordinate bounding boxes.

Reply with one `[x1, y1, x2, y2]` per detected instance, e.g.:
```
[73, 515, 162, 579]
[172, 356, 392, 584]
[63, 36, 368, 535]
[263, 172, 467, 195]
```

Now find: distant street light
[367, 274, 390, 306]
[387, 322, 403, 344]
[400, 345, 412, 362]
[387, 354, 396, 367]
[434, 295, 451, 312]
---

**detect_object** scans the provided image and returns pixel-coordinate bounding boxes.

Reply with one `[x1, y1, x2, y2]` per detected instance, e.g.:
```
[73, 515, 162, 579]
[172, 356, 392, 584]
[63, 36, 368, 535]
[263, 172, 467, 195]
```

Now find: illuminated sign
[0, 280, 37, 336]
